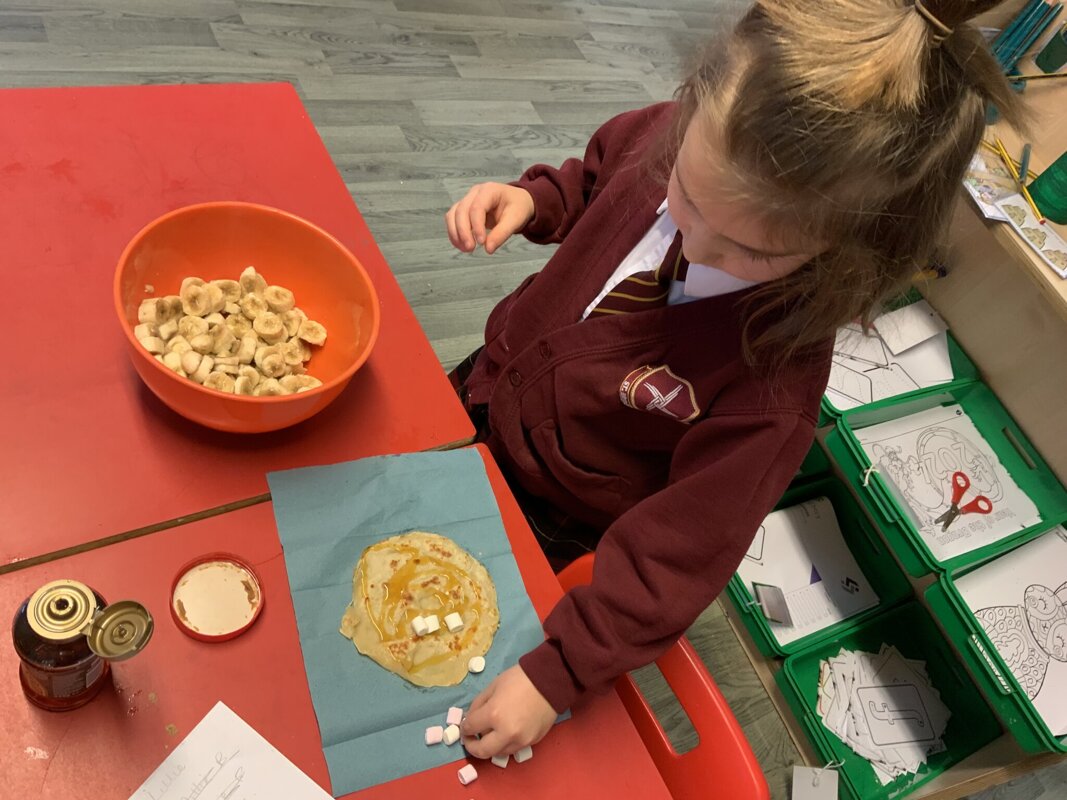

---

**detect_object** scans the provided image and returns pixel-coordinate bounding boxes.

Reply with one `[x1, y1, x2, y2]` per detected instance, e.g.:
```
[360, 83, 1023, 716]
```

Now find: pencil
[994, 136, 1046, 222]
[1009, 71, 1067, 80]
[979, 139, 1039, 180]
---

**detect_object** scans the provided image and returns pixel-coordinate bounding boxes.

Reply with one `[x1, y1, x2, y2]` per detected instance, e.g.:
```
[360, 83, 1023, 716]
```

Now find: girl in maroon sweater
[446, 0, 1023, 760]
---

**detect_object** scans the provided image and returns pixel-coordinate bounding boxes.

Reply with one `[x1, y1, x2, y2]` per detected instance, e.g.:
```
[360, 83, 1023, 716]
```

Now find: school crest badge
[619, 365, 700, 423]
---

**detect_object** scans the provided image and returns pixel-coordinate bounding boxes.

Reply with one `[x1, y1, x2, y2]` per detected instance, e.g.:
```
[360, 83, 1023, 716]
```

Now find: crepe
[340, 531, 500, 687]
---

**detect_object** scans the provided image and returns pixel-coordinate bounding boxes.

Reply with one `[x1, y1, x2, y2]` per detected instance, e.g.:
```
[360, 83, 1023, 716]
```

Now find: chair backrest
[556, 553, 770, 800]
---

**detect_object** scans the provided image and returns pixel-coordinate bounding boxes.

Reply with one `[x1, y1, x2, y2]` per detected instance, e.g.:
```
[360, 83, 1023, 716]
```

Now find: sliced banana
[181, 277, 205, 294]
[178, 315, 209, 340]
[159, 296, 184, 324]
[282, 307, 307, 338]
[157, 318, 179, 341]
[238, 365, 261, 387]
[239, 266, 267, 297]
[280, 374, 322, 393]
[204, 311, 226, 326]
[190, 333, 215, 355]
[181, 283, 213, 317]
[236, 333, 258, 365]
[204, 372, 237, 393]
[137, 299, 160, 325]
[280, 340, 305, 366]
[264, 286, 296, 313]
[162, 351, 184, 372]
[141, 336, 166, 355]
[254, 378, 286, 396]
[224, 301, 241, 316]
[134, 322, 158, 341]
[211, 279, 242, 303]
[254, 344, 288, 379]
[213, 364, 240, 376]
[297, 320, 327, 346]
[239, 293, 268, 321]
[253, 311, 287, 344]
[234, 375, 256, 395]
[190, 355, 215, 384]
[209, 324, 237, 357]
[166, 335, 192, 356]
[181, 350, 203, 375]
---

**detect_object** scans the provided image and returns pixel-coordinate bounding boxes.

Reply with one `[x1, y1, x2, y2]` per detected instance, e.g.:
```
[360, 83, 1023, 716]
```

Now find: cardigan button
[508, 370, 522, 387]
[538, 341, 552, 359]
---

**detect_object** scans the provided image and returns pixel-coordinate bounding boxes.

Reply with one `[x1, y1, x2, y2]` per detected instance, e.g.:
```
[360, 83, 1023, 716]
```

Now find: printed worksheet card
[956, 526, 1067, 737]
[738, 497, 879, 646]
[962, 151, 1016, 221]
[827, 323, 953, 412]
[996, 194, 1067, 278]
[856, 404, 1041, 562]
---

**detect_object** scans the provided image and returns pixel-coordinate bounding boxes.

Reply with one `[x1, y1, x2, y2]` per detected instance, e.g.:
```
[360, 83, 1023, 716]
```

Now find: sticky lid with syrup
[170, 554, 264, 642]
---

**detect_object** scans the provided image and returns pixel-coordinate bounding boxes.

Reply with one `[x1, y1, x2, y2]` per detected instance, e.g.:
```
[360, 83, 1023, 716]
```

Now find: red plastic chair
[557, 553, 770, 800]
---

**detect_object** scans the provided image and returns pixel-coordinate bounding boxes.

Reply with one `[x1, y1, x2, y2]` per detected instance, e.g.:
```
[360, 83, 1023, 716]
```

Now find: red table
[0, 83, 474, 570]
[0, 446, 670, 799]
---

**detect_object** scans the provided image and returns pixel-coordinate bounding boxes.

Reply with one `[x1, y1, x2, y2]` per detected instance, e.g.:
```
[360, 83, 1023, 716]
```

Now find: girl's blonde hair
[659, 0, 1024, 370]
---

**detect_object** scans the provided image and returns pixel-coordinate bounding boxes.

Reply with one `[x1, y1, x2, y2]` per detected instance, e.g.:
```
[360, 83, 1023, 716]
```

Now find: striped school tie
[589, 231, 689, 316]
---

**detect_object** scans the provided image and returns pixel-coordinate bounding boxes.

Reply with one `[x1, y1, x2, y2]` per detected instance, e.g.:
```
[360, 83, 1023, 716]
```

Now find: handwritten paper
[128, 702, 332, 800]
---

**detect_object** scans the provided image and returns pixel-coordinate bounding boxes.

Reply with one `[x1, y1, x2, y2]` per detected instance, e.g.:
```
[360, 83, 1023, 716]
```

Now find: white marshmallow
[424, 725, 443, 745]
[491, 754, 509, 769]
[412, 616, 430, 636]
[446, 706, 464, 727]
[424, 614, 441, 634]
[443, 724, 461, 746]
[468, 656, 486, 674]
[444, 612, 464, 632]
[514, 745, 533, 763]
[457, 764, 478, 785]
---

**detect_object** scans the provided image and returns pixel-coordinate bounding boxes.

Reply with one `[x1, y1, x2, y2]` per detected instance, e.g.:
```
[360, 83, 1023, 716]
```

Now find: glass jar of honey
[12, 579, 153, 711]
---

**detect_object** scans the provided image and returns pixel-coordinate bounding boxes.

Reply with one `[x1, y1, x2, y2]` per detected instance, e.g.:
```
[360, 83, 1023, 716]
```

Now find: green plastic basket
[825, 382, 1067, 577]
[727, 476, 913, 657]
[925, 533, 1067, 754]
[795, 442, 832, 483]
[820, 290, 980, 421]
[777, 602, 1002, 800]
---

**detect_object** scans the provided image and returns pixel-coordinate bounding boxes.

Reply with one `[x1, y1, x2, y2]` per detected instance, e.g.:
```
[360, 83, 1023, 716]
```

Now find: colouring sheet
[818, 646, 951, 785]
[856, 404, 1041, 562]
[996, 193, 1067, 278]
[826, 323, 953, 412]
[738, 497, 879, 646]
[956, 526, 1067, 738]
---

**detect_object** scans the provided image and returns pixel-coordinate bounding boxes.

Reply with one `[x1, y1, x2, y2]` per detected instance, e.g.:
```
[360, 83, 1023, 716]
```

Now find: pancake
[340, 531, 499, 687]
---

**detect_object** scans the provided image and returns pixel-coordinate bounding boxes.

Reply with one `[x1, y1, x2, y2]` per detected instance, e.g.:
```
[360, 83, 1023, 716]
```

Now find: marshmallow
[412, 616, 429, 636]
[444, 612, 464, 632]
[468, 656, 486, 674]
[424, 614, 441, 634]
[514, 745, 533, 763]
[424, 726, 443, 746]
[491, 754, 509, 769]
[446, 706, 464, 727]
[458, 764, 478, 785]
[443, 724, 461, 746]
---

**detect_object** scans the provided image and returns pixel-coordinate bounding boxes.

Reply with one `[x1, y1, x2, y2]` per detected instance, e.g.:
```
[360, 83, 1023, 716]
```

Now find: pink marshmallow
[446, 706, 464, 727]
[425, 725, 444, 745]
[458, 763, 479, 785]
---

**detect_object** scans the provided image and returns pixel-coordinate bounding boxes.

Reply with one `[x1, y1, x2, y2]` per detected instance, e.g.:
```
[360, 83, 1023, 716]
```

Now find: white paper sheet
[956, 526, 1067, 737]
[996, 194, 1067, 279]
[827, 324, 953, 412]
[856, 405, 1041, 562]
[738, 497, 879, 646]
[128, 702, 333, 800]
[873, 300, 948, 356]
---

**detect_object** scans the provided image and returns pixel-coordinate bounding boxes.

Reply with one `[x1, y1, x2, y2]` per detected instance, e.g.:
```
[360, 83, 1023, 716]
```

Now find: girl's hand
[460, 665, 556, 759]
[445, 183, 535, 255]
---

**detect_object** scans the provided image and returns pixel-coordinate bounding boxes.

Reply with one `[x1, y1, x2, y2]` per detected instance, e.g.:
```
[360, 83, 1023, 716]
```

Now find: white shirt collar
[657, 198, 761, 298]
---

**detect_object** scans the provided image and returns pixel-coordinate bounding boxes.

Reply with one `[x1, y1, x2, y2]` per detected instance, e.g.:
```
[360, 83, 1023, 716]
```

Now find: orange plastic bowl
[114, 202, 380, 433]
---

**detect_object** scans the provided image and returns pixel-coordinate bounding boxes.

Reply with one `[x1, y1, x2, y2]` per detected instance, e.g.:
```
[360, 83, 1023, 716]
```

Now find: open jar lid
[170, 553, 264, 642]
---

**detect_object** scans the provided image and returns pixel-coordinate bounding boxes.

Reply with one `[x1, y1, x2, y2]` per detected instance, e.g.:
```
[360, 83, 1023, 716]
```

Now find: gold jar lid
[85, 601, 154, 661]
[26, 580, 97, 641]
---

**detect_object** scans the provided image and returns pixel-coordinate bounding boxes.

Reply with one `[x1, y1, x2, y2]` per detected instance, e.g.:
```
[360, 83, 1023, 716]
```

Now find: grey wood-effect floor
[3, 2, 1063, 798]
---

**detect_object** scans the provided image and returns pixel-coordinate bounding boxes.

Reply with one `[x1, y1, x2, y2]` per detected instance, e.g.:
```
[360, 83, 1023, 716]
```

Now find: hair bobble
[913, 0, 954, 46]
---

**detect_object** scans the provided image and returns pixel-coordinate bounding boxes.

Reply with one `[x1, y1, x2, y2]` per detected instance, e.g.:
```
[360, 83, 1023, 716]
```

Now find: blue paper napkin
[267, 449, 548, 796]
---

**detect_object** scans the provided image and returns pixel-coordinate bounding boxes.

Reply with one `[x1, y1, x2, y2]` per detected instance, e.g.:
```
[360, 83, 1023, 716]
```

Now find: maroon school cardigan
[464, 102, 832, 713]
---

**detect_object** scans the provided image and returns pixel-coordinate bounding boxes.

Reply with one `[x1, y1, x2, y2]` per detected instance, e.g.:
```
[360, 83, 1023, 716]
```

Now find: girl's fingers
[483, 202, 527, 255]
[462, 729, 509, 760]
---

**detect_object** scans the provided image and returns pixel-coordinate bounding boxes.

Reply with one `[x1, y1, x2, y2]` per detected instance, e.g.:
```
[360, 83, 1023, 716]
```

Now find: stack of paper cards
[817, 646, 951, 785]
[956, 526, 1067, 737]
[857, 404, 1040, 562]
[738, 497, 879, 646]
[827, 301, 953, 412]
[962, 151, 1016, 221]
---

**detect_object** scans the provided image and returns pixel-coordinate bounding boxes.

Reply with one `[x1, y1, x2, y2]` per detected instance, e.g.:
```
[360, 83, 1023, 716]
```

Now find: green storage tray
[925, 539, 1067, 754]
[825, 382, 1067, 577]
[727, 476, 913, 658]
[777, 602, 1002, 800]
[821, 332, 980, 420]
[795, 441, 831, 483]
